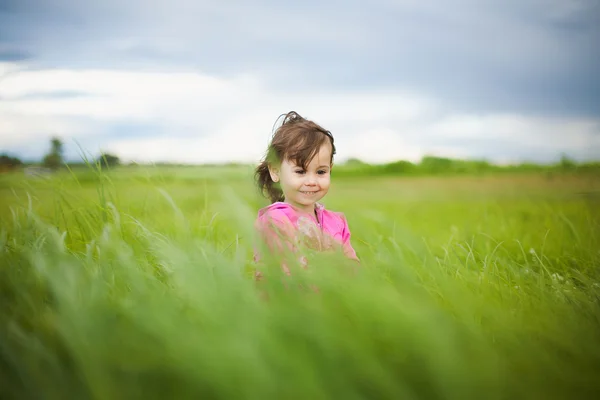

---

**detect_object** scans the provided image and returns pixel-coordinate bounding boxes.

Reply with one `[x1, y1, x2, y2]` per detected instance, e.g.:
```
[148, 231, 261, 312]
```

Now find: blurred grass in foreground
[1, 166, 599, 400]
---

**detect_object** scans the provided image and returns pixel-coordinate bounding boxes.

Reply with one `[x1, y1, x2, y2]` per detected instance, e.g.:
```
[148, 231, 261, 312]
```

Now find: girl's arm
[255, 211, 297, 254]
[254, 210, 300, 277]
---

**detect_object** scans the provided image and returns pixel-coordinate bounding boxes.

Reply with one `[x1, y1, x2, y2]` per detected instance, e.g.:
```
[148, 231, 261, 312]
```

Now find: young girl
[254, 111, 358, 275]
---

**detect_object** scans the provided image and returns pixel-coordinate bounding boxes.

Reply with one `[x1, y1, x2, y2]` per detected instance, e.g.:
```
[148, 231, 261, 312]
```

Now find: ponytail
[255, 160, 284, 203]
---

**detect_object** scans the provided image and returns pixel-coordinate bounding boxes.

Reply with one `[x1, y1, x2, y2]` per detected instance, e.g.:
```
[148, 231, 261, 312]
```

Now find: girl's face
[269, 143, 332, 214]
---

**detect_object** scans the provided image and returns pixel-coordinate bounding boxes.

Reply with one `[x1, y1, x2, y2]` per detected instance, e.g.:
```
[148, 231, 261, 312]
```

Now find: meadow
[1, 164, 599, 399]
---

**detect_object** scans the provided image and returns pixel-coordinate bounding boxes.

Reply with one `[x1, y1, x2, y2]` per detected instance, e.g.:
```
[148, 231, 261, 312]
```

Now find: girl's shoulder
[322, 208, 347, 222]
[319, 205, 351, 233]
[256, 202, 299, 226]
[318, 202, 347, 219]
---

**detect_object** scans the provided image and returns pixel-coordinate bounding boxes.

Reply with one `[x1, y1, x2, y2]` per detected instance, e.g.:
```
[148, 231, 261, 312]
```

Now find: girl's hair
[256, 111, 336, 203]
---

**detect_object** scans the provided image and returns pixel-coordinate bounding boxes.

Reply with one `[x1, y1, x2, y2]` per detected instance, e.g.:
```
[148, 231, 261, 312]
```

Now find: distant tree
[420, 156, 454, 173]
[43, 137, 64, 170]
[382, 160, 416, 174]
[559, 153, 577, 171]
[0, 153, 23, 172]
[471, 160, 493, 173]
[344, 158, 369, 167]
[97, 153, 120, 168]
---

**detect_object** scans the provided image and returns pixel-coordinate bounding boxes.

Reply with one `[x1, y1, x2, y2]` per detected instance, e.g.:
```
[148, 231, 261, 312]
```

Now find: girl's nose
[305, 175, 317, 185]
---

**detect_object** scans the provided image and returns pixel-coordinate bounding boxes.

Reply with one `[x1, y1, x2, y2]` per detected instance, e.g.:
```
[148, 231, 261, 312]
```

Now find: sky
[0, 0, 599, 164]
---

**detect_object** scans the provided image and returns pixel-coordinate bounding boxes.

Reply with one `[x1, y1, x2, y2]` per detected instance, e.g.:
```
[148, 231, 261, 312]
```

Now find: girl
[254, 111, 358, 275]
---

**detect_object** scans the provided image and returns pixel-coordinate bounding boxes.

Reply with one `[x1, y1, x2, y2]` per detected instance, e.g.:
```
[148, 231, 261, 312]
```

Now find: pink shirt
[254, 201, 358, 261]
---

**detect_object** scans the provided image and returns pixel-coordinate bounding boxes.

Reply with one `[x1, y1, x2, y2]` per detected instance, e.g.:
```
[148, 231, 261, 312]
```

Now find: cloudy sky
[0, 0, 599, 164]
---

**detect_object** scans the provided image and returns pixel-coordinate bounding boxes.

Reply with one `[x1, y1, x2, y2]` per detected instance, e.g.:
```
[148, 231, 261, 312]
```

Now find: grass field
[1, 166, 599, 399]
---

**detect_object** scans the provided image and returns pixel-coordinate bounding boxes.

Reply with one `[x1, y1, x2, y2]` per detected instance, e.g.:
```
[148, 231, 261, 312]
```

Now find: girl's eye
[295, 170, 305, 175]
[317, 170, 327, 175]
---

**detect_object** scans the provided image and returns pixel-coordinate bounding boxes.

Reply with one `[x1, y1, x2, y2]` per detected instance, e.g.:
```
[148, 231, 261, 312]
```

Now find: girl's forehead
[313, 142, 332, 158]
[290, 143, 332, 162]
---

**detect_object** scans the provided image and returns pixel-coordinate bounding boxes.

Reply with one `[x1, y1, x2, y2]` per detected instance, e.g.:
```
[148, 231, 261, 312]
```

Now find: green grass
[1, 166, 599, 399]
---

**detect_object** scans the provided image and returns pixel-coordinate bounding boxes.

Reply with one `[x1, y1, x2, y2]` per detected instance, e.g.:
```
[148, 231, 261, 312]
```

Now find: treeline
[0, 154, 23, 173]
[0, 137, 120, 172]
[2, 138, 598, 176]
[334, 156, 600, 177]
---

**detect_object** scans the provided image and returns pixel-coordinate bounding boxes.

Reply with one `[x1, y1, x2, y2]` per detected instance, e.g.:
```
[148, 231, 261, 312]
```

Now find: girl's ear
[268, 164, 280, 183]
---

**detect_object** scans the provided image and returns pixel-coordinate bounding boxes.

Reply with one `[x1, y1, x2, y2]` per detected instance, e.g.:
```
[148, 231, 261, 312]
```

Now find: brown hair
[255, 111, 336, 203]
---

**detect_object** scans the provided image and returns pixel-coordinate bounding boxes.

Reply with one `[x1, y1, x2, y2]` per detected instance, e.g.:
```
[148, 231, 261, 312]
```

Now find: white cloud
[1, 62, 598, 164]
[0, 62, 21, 78]
[1, 65, 259, 124]
[427, 114, 599, 149]
[0, 112, 86, 146]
